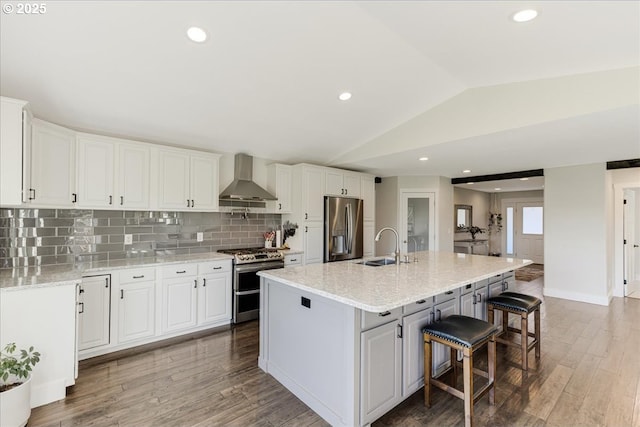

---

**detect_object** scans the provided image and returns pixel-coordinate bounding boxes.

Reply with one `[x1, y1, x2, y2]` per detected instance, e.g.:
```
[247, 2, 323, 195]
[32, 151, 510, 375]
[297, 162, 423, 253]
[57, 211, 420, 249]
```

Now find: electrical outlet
[196, 232, 204, 242]
[124, 234, 133, 245]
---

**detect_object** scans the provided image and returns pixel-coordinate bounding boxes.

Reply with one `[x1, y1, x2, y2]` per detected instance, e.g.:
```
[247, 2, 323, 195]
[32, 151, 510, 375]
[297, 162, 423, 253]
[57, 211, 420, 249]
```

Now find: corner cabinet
[0, 96, 32, 206]
[31, 119, 77, 207]
[157, 148, 220, 211]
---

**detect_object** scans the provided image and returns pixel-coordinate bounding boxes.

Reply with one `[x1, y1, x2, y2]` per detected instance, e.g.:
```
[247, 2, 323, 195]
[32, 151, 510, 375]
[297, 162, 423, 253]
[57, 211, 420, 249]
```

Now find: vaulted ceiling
[1, 1, 638, 183]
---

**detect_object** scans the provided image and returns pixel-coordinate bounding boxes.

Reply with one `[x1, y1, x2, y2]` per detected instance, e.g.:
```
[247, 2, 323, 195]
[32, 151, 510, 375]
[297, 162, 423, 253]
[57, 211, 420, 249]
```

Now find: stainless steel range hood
[219, 153, 277, 201]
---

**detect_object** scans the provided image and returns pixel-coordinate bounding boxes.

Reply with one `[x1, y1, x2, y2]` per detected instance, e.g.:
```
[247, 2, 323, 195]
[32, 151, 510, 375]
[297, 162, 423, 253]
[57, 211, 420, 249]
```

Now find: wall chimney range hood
[219, 153, 277, 201]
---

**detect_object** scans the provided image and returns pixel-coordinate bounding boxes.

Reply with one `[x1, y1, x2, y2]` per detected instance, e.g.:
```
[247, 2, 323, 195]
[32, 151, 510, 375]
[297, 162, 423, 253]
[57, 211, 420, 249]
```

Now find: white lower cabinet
[431, 297, 458, 375]
[161, 265, 199, 333]
[460, 282, 489, 321]
[284, 253, 302, 267]
[118, 278, 156, 344]
[360, 320, 402, 425]
[198, 261, 232, 326]
[401, 306, 432, 396]
[78, 275, 111, 351]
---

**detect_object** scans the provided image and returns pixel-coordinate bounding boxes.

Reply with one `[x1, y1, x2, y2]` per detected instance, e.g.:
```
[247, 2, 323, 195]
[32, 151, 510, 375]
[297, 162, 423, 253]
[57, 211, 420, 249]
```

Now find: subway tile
[36, 218, 74, 227]
[74, 244, 97, 254]
[57, 209, 92, 218]
[56, 227, 74, 237]
[189, 247, 212, 254]
[16, 209, 56, 218]
[156, 241, 178, 249]
[95, 243, 125, 253]
[177, 240, 200, 248]
[57, 246, 74, 255]
[152, 226, 179, 234]
[16, 228, 56, 237]
[93, 210, 125, 218]
[0, 228, 12, 238]
[108, 218, 126, 226]
[139, 234, 166, 242]
[109, 235, 124, 243]
[0, 219, 13, 227]
[15, 218, 36, 227]
[75, 253, 108, 263]
[73, 226, 94, 236]
[94, 226, 124, 235]
[0, 209, 15, 218]
[124, 226, 153, 234]
[231, 232, 249, 239]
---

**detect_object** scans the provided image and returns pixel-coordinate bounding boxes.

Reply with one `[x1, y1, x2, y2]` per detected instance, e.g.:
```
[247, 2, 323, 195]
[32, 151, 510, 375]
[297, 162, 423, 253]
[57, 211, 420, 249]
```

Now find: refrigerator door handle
[346, 203, 353, 253]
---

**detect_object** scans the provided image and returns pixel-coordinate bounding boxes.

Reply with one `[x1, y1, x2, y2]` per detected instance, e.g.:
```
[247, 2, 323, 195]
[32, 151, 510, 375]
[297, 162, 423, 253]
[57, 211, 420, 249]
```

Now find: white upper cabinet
[302, 165, 325, 222]
[77, 135, 115, 208]
[267, 163, 292, 213]
[77, 134, 151, 209]
[157, 148, 220, 211]
[325, 169, 361, 198]
[117, 142, 151, 209]
[31, 119, 77, 207]
[0, 97, 32, 206]
[361, 175, 375, 222]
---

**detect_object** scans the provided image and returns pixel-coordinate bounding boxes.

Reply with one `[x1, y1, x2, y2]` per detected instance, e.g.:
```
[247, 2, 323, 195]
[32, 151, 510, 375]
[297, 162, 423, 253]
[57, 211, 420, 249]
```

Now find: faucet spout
[374, 227, 401, 264]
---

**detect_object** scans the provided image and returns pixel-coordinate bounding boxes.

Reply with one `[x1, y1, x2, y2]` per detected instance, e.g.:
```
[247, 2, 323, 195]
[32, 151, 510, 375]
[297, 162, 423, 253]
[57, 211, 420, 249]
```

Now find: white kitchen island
[258, 251, 532, 427]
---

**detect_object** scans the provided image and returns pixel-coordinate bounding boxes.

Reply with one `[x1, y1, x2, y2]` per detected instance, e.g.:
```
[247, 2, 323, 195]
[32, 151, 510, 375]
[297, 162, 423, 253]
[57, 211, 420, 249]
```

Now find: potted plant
[0, 343, 40, 427]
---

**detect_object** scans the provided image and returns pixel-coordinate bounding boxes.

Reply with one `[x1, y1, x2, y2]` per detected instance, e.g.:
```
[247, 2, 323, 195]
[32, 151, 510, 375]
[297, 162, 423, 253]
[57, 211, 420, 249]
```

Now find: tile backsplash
[0, 208, 281, 268]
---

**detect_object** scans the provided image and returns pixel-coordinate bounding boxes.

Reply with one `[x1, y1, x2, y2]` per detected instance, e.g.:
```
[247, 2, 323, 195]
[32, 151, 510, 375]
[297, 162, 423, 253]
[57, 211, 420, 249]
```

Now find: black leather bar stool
[423, 315, 498, 427]
[486, 292, 542, 371]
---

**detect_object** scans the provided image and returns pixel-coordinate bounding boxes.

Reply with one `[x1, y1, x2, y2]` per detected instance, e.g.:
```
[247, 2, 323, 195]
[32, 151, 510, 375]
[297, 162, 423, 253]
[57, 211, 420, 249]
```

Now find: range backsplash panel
[0, 209, 281, 268]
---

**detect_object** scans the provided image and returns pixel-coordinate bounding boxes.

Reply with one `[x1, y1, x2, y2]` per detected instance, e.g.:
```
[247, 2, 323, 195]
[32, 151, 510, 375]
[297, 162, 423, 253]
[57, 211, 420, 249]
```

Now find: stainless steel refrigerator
[324, 196, 363, 262]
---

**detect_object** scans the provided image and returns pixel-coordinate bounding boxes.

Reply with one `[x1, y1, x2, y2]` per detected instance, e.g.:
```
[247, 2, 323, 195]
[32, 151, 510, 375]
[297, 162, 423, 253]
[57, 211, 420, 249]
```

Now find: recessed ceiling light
[419, 157, 429, 161]
[512, 9, 538, 23]
[520, 177, 529, 181]
[187, 27, 207, 43]
[338, 92, 352, 101]
[494, 188, 502, 191]
[462, 170, 471, 174]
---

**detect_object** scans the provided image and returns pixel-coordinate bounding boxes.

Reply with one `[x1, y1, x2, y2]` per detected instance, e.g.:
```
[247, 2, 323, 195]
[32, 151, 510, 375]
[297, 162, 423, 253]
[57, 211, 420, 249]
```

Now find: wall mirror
[455, 204, 472, 231]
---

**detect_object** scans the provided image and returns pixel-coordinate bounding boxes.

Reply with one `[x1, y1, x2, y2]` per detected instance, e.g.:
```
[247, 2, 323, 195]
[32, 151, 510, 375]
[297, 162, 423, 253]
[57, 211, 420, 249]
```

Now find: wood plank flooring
[29, 276, 640, 426]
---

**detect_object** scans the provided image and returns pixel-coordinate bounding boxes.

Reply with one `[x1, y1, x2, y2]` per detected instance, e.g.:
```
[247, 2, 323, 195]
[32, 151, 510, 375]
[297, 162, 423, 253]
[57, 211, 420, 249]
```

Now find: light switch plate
[196, 232, 204, 242]
[124, 234, 133, 245]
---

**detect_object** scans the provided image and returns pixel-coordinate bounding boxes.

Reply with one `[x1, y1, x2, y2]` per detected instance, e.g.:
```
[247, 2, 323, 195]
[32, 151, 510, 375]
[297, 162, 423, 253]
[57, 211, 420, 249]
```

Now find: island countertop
[258, 251, 532, 312]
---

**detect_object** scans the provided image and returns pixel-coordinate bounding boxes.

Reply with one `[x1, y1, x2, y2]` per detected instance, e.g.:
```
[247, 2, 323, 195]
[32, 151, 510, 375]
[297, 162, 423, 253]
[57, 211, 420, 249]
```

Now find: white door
[275, 165, 292, 213]
[400, 191, 435, 254]
[303, 166, 324, 221]
[432, 298, 457, 375]
[117, 142, 150, 209]
[402, 308, 432, 396]
[624, 189, 640, 296]
[162, 277, 198, 333]
[198, 273, 231, 325]
[516, 202, 544, 264]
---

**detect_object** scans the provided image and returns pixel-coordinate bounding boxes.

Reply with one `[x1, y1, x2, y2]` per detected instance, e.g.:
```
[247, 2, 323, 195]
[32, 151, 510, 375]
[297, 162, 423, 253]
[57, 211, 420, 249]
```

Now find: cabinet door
[325, 170, 344, 196]
[303, 221, 324, 265]
[361, 176, 375, 222]
[363, 221, 375, 257]
[78, 275, 111, 351]
[117, 142, 150, 209]
[275, 165, 292, 213]
[432, 299, 457, 375]
[157, 149, 190, 210]
[360, 321, 402, 424]
[77, 136, 115, 208]
[31, 120, 76, 206]
[0, 97, 31, 205]
[475, 285, 488, 321]
[162, 277, 198, 333]
[190, 154, 219, 211]
[343, 173, 361, 198]
[459, 290, 475, 318]
[118, 281, 156, 343]
[402, 308, 432, 396]
[198, 273, 231, 325]
[303, 167, 324, 221]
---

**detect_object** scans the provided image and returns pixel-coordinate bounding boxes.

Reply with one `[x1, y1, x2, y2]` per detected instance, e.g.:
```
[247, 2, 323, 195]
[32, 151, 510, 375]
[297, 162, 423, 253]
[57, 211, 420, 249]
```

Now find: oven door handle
[236, 290, 261, 296]
[234, 262, 285, 273]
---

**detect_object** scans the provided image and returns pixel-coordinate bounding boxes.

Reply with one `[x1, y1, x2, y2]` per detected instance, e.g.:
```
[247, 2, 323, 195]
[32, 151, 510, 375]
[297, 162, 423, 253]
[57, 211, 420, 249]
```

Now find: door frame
[501, 197, 544, 260]
[398, 189, 437, 253]
[614, 183, 640, 297]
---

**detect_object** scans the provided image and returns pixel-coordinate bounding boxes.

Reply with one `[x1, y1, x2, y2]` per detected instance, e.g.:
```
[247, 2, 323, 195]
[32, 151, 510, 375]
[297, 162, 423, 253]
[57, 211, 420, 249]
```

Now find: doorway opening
[399, 191, 436, 254]
[624, 188, 640, 299]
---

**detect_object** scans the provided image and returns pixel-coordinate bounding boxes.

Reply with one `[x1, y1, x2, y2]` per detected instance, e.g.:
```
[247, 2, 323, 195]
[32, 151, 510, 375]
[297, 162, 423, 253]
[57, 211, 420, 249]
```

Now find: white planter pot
[0, 375, 32, 427]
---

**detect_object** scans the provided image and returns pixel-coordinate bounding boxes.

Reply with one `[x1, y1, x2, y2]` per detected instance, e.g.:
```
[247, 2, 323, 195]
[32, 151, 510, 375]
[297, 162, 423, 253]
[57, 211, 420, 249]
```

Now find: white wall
[374, 177, 398, 256]
[453, 187, 491, 240]
[544, 163, 608, 305]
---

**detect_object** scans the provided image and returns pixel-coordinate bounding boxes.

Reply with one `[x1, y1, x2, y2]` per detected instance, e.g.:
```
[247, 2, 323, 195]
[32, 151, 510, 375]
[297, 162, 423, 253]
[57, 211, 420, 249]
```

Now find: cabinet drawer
[119, 267, 155, 284]
[503, 270, 514, 280]
[198, 260, 231, 275]
[402, 299, 432, 316]
[487, 273, 503, 285]
[162, 264, 197, 279]
[460, 283, 474, 295]
[433, 288, 458, 304]
[361, 307, 402, 331]
[284, 254, 302, 267]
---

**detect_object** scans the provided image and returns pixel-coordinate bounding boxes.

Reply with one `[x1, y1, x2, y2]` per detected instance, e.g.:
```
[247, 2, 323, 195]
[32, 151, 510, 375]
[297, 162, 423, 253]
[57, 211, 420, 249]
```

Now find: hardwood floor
[30, 277, 640, 427]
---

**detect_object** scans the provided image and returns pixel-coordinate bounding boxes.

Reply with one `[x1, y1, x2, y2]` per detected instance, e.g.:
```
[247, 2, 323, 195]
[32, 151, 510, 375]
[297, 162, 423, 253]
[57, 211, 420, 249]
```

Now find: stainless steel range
[218, 247, 284, 323]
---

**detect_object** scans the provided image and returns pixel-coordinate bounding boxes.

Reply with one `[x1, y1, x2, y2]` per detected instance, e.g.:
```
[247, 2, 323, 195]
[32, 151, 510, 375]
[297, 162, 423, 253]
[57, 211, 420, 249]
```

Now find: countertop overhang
[259, 251, 532, 312]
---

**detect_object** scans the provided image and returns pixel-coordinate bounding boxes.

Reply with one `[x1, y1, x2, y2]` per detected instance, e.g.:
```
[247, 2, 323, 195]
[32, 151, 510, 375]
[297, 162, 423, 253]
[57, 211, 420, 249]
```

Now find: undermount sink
[357, 257, 396, 267]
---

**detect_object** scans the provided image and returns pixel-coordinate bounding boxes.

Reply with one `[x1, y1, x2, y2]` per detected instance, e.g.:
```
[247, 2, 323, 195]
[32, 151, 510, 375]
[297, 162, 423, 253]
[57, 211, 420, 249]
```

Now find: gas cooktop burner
[218, 247, 284, 264]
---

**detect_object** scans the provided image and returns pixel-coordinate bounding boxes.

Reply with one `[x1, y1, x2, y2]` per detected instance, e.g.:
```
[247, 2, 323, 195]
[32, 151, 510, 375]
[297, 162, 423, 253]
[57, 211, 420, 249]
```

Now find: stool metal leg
[424, 334, 433, 407]
[462, 347, 473, 427]
[534, 307, 541, 359]
[521, 313, 528, 371]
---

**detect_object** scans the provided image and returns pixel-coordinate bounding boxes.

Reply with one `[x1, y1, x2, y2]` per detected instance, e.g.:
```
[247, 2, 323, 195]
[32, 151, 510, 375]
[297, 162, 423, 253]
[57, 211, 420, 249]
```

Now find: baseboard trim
[543, 287, 609, 306]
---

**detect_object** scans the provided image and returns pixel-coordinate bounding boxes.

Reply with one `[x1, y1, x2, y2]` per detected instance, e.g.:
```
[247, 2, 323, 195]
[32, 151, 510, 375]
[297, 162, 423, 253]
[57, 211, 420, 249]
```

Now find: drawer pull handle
[416, 299, 426, 304]
[203, 278, 206, 287]
[120, 290, 124, 299]
[397, 323, 403, 338]
[378, 311, 391, 317]
[176, 270, 186, 274]
[445, 291, 454, 295]
[194, 279, 197, 289]
[133, 275, 144, 279]
[120, 196, 124, 205]
[78, 302, 84, 314]
[290, 258, 297, 262]
[213, 266, 222, 270]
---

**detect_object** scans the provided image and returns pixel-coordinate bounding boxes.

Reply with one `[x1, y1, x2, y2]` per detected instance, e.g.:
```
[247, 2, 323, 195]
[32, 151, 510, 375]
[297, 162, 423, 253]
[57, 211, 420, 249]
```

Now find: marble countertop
[259, 251, 532, 312]
[0, 252, 234, 291]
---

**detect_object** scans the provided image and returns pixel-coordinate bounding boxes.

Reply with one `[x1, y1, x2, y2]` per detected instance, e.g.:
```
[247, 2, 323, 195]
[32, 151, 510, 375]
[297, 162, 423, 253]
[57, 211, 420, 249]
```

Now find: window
[506, 207, 514, 254]
[522, 207, 543, 235]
